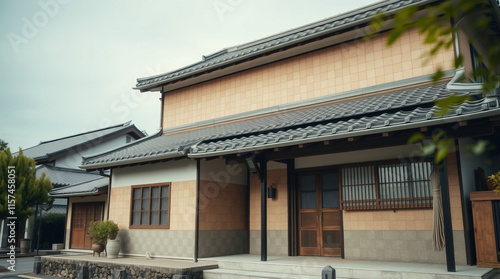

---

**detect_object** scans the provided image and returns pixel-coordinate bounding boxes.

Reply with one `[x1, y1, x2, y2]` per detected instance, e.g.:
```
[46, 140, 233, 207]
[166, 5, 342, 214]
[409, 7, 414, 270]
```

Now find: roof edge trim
[187, 108, 500, 159]
[79, 150, 186, 170]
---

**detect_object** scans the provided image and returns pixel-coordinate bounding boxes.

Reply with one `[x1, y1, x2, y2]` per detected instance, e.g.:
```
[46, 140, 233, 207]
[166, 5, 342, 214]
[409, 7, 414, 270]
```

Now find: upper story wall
[162, 29, 455, 130]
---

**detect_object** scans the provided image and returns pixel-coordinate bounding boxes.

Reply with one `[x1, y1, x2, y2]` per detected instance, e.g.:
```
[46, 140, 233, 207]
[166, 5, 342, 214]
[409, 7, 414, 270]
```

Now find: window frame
[339, 159, 434, 211]
[470, 44, 488, 83]
[130, 182, 171, 229]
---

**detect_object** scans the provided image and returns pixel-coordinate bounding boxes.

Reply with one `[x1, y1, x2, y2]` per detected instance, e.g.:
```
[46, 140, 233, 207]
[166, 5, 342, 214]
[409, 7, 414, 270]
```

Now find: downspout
[62, 198, 69, 250]
[99, 169, 111, 220]
[194, 159, 200, 262]
[159, 92, 165, 131]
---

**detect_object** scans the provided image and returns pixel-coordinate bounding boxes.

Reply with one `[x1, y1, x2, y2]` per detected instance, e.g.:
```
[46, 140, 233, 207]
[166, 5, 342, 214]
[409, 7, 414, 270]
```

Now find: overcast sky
[1, 0, 378, 151]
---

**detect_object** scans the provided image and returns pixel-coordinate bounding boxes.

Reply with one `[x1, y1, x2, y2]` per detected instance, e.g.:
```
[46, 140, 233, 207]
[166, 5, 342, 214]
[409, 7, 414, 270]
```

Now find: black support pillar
[260, 159, 267, 261]
[194, 159, 200, 262]
[440, 159, 456, 272]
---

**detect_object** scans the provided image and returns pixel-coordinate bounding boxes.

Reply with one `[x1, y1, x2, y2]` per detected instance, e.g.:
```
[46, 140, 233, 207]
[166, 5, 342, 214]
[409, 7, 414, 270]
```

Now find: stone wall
[37, 257, 204, 279]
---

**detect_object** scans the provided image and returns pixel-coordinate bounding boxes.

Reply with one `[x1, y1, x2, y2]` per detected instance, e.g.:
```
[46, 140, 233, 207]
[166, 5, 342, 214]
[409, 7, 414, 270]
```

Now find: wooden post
[440, 159, 456, 272]
[261, 160, 267, 261]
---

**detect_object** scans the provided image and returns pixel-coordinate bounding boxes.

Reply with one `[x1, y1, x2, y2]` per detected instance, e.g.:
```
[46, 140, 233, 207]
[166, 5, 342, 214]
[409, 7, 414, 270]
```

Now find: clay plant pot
[92, 243, 105, 257]
[106, 239, 121, 258]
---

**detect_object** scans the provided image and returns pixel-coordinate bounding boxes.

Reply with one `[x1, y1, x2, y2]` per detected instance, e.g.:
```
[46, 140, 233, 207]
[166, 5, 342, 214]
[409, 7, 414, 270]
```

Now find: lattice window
[131, 183, 170, 228]
[340, 160, 433, 210]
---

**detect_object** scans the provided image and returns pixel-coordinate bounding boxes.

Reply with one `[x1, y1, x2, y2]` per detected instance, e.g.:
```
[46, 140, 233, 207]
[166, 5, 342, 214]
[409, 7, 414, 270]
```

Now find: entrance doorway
[70, 202, 104, 249]
[298, 170, 342, 256]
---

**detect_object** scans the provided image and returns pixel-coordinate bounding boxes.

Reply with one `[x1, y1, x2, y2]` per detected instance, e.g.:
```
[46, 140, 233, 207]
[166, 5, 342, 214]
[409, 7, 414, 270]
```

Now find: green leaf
[422, 143, 436, 156]
[431, 69, 445, 82]
[435, 146, 449, 163]
[408, 133, 425, 145]
[471, 140, 489, 155]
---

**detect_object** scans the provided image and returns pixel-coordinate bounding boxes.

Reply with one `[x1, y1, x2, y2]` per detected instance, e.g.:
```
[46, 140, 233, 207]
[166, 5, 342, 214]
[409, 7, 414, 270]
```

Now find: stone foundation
[37, 257, 209, 279]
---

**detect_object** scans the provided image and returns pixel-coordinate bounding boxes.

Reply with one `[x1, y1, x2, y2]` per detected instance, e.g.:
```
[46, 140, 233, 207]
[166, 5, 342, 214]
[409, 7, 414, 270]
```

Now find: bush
[87, 220, 119, 245]
[488, 171, 500, 193]
[104, 220, 119, 240]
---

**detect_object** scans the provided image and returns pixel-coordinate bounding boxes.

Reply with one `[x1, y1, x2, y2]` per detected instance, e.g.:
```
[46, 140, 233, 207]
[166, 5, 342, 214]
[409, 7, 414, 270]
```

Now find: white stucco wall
[56, 135, 134, 169]
[111, 159, 197, 187]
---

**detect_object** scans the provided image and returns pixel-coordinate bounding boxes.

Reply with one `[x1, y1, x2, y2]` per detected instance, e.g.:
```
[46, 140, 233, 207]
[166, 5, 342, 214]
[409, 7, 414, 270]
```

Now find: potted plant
[87, 221, 108, 257]
[488, 170, 500, 193]
[103, 220, 120, 258]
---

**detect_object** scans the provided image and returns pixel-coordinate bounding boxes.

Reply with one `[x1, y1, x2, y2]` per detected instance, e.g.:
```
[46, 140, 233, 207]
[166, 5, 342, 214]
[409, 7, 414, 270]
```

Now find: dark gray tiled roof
[49, 177, 108, 197]
[81, 81, 496, 169]
[80, 131, 196, 169]
[190, 97, 500, 157]
[36, 165, 102, 187]
[43, 205, 67, 215]
[20, 122, 144, 162]
[135, 0, 429, 90]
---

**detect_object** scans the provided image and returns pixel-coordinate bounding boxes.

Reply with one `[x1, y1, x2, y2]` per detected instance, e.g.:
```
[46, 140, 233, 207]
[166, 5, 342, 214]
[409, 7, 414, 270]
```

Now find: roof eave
[135, 0, 439, 93]
[80, 150, 187, 171]
[49, 187, 107, 198]
[187, 109, 500, 159]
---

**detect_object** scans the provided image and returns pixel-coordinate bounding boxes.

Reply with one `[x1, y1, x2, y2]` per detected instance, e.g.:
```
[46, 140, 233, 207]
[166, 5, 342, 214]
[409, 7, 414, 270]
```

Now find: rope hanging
[431, 166, 445, 251]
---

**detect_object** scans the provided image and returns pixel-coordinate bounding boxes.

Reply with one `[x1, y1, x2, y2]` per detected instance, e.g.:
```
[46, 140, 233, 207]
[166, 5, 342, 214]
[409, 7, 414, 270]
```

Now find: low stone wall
[36, 256, 207, 279]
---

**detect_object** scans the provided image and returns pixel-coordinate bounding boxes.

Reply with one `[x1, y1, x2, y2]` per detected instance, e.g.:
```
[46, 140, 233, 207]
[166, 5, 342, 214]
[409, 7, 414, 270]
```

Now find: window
[340, 160, 433, 210]
[130, 183, 170, 228]
[471, 45, 488, 83]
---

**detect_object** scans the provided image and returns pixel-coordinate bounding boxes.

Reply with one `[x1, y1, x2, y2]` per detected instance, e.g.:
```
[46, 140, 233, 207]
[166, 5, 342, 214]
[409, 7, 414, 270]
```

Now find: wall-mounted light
[268, 184, 276, 199]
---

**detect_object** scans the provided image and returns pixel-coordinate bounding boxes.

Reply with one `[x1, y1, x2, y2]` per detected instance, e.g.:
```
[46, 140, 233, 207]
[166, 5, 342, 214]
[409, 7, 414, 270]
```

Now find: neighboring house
[81, 0, 500, 267]
[0, 122, 145, 250]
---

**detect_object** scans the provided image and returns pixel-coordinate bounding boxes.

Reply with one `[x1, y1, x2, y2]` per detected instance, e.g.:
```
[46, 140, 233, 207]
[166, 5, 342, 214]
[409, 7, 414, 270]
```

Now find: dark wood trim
[262, 120, 495, 163]
[470, 191, 500, 201]
[129, 182, 171, 229]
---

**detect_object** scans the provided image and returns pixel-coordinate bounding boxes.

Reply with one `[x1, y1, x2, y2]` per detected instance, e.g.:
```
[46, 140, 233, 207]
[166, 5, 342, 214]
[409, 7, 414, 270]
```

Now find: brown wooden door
[298, 171, 342, 256]
[70, 202, 104, 249]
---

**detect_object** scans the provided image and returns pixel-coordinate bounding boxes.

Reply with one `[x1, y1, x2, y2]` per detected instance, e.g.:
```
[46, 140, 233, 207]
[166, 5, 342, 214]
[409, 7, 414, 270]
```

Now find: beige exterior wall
[108, 180, 196, 231]
[249, 168, 288, 231]
[199, 181, 246, 230]
[162, 30, 454, 129]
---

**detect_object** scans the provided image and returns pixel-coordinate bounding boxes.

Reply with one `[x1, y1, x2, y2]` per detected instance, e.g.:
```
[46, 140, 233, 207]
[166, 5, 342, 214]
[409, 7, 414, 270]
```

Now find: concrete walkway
[200, 254, 499, 279]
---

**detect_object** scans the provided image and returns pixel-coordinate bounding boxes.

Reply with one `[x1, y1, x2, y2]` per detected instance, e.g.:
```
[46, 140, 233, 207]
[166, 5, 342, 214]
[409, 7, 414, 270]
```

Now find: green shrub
[87, 220, 119, 244]
[488, 171, 500, 193]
